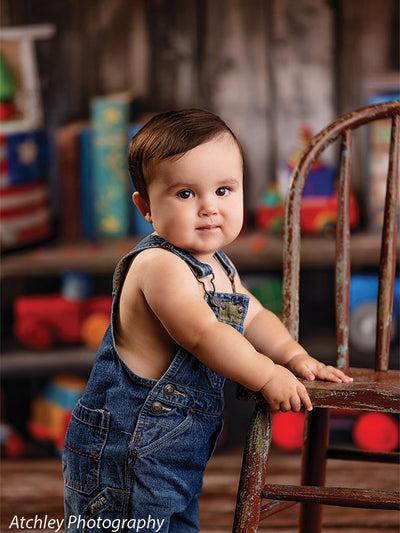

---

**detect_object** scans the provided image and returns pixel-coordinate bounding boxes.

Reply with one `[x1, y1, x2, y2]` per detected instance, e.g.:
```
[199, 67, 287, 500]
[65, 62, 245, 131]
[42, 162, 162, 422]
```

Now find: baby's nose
[199, 200, 218, 216]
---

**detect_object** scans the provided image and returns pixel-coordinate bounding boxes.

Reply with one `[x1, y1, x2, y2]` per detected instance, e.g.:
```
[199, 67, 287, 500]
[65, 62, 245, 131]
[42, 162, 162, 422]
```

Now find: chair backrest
[282, 101, 400, 372]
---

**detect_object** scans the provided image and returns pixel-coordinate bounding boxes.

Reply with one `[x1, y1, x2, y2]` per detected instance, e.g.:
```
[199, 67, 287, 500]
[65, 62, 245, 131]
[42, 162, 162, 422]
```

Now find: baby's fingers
[279, 400, 292, 413]
[298, 383, 312, 411]
[289, 396, 302, 413]
[332, 368, 353, 383]
[316, 365, 353, 383]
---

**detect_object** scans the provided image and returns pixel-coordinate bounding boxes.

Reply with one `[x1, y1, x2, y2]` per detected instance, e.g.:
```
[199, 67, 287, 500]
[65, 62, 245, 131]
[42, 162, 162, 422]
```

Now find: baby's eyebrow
[219, 177, 241, 187]
[166, 181, 193, 193]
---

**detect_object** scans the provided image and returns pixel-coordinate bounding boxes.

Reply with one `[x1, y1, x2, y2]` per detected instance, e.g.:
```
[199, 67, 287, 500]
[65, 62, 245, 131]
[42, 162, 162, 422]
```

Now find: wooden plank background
[1, 0, 398, 212]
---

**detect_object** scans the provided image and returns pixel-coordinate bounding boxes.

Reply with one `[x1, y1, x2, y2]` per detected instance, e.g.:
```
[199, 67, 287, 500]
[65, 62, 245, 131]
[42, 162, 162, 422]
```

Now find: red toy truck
[14, 294, 112, 350]
[256, 190, 359, 237]
[257, 126, 360, 236]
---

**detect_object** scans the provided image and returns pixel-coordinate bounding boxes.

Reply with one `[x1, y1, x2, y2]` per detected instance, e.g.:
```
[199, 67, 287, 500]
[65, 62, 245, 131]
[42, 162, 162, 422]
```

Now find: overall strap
[214, 249, 237, 292]
[112, 234, 215, 298]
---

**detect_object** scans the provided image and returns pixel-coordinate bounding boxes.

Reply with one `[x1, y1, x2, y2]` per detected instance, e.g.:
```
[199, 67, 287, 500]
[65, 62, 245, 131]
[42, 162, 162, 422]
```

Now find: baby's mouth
[197, 224, 219, 231]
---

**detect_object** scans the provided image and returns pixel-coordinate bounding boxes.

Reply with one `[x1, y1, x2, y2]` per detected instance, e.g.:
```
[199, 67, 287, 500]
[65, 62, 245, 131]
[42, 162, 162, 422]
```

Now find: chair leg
[299, 408, 330, 533]
[233, 403, 272, 533]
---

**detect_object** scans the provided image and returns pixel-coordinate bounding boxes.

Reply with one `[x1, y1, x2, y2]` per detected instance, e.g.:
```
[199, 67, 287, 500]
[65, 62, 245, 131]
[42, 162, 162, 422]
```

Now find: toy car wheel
[271, 411, 306, 451]
[353, 412, 399, 452]
[349, 302, 398, 352]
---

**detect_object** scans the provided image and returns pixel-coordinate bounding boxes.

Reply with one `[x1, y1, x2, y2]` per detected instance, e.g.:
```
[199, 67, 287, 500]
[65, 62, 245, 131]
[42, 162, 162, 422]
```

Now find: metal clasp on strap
[228, 273, 236, 293]
[197, 272, 221, 306]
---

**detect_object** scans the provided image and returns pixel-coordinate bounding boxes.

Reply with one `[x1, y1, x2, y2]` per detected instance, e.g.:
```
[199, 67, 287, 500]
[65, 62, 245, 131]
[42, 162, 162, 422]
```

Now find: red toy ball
[272, 411, 306, 451]
[353, 412, 399, 452]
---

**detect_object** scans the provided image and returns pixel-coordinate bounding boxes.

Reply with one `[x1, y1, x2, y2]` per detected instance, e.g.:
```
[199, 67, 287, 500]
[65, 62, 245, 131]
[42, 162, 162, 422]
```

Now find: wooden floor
[1, 448, 399, 532]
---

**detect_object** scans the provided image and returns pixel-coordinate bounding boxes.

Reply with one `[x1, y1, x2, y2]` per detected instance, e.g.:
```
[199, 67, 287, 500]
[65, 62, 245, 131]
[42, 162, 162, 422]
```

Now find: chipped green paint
[336, 344, 347, 369]
[233, 404, 272, 532]
[375, 112, 399, 370]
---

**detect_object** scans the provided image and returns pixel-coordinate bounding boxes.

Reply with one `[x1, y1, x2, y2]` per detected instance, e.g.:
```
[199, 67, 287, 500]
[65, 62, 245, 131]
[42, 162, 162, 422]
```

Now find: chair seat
[237, 368, 400, 413]
[303, 368, 400, 412]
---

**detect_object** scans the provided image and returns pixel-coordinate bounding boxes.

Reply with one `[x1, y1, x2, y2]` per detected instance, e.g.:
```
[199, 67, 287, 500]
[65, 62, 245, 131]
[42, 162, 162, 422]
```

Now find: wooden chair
[233, 101, 400, 533]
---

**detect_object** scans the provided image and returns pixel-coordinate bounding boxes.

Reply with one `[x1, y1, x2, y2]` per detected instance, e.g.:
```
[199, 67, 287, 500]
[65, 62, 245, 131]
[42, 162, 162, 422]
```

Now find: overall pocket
[62, 400, 110, 495]
[135, 407, 194, 457]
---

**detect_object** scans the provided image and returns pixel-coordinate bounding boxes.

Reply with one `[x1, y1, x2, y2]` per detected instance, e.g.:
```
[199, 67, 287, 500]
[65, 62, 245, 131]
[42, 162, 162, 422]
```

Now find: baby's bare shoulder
[127, 247, 199, 290]
[132, 247, 189, 271]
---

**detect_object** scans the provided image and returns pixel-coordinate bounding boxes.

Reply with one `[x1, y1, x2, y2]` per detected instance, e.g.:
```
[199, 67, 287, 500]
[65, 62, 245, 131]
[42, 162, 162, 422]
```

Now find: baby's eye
[177, 189, 194, 199]
[216, 186, 230, 197]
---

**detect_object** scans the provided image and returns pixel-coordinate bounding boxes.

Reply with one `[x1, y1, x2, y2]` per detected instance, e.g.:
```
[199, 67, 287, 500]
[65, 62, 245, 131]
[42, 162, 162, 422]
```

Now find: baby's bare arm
[244, 300, 308, 367]
[137, 249, 275, 392]
[238, 282, 352, 384]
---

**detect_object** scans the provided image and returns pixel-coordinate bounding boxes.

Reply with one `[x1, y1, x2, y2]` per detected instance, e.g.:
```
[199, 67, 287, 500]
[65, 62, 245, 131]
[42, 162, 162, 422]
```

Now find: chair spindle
[376, 114, 399, 370]
[335, 130, 352, 370]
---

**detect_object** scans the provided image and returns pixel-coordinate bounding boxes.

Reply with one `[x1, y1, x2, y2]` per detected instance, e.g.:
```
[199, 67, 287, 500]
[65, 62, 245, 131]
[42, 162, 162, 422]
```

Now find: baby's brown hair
[127, 108, 243, 202]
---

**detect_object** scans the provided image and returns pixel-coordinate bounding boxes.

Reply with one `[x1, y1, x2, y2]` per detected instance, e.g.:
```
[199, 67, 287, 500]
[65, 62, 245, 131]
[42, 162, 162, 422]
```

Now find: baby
[63, 109, 351, 532]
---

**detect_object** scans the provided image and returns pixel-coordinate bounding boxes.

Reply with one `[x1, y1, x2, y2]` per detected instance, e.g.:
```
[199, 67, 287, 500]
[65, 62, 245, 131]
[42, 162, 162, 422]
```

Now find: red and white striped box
[0, 134, 52, 249]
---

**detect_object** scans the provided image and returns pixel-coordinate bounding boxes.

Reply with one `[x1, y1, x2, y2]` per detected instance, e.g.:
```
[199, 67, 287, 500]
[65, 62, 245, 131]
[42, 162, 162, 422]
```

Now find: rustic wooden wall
[1, 0, 398, 214]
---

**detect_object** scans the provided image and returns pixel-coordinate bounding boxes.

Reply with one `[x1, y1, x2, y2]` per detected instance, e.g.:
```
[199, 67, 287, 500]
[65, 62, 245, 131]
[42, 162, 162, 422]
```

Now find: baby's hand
[287, 353, 353, 383]
[260, 365, 312, 412]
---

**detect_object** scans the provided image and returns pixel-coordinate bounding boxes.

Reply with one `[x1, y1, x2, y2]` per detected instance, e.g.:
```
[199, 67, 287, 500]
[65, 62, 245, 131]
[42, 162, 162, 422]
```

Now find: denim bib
[63, 234, 249, 532]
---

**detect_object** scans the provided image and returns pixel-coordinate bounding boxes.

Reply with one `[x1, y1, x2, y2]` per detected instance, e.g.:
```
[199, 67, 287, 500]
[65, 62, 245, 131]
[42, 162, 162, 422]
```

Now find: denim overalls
[62, 234, 249, 532]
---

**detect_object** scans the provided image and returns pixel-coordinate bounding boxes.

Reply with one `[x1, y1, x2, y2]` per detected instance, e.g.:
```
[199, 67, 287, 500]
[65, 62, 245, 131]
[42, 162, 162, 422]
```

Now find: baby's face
[146, 133, 244, 262]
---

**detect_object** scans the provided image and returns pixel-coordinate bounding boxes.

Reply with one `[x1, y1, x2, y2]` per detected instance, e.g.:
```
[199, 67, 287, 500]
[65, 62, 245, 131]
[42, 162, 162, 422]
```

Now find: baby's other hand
[260, 365, 312, 412]
[287, 353, 353, 383]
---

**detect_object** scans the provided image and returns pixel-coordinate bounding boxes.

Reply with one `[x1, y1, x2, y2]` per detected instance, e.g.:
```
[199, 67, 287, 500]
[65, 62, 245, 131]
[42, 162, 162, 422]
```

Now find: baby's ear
[132, 192, 152, 223]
